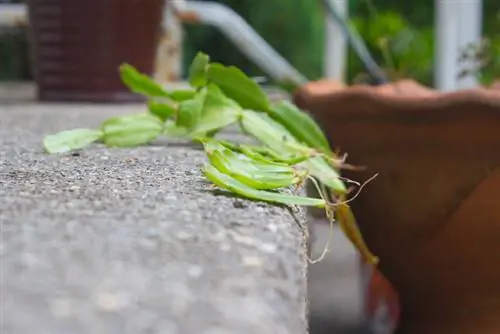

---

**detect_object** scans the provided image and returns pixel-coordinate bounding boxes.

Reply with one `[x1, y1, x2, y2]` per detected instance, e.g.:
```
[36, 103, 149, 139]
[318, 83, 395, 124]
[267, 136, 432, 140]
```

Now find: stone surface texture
[0, 104, 309, 334]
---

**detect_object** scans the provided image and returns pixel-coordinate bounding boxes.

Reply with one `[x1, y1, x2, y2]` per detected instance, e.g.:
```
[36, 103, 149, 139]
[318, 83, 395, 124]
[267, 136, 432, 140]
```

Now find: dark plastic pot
[27, 0, 165, 102]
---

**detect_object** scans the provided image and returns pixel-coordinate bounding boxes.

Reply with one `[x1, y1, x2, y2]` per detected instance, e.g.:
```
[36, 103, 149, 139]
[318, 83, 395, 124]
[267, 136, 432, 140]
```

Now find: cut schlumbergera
[43, 52, 378, 265]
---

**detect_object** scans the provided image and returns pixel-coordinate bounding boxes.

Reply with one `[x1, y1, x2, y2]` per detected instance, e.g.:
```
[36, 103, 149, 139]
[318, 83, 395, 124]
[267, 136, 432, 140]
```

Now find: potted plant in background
[293, 66, 500, 333]
[348, 10, 434, 86]
[458, 36, 500, 89]
[27, 0, 165, 102]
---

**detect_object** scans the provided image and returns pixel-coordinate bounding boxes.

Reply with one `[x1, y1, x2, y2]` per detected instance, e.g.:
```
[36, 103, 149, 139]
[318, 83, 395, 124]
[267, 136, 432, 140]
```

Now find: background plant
[1, 0, 499, 86]
[348, 10, 434, 85]
[458, 36, 500, 86]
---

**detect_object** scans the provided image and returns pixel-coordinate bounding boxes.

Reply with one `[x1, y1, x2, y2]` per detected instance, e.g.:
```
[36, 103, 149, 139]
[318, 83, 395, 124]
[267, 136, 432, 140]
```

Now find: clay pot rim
[294, 80, 500, 121]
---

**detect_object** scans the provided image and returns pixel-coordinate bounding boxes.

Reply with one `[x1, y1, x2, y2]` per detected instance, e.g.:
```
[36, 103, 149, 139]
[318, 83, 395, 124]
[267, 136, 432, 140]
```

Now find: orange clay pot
[294, 79, 500, 334]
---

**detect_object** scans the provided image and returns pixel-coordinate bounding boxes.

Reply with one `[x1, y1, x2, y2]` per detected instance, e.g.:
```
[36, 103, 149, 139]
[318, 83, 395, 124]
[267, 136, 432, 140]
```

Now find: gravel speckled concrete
[0, 104, 309, 334]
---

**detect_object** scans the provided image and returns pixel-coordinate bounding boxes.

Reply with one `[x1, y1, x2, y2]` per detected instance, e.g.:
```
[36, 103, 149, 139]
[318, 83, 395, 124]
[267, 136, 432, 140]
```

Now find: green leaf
[169, 89, 197, 102]
[147, 101, 176, 121]
[190, 84, 241, 136]
[202, 140, 298, 190]
[202, 164, 325, 207]
[238, 145, 285, 164]
[120, 63, 197, 102]
[207, 63, 270, 111]
[240, 110, 310, 159]
[216, 140, 298, 165]
[119, 64, 170, 98]
[302, 156, 346, 193]
[101, 113, 164, 147]
[43, 128, 103, 154]
[176, 90, 206, 129]
[269, 101, 331, 153]
[163, 120, 190, 137]
[188, 52, 209, 88]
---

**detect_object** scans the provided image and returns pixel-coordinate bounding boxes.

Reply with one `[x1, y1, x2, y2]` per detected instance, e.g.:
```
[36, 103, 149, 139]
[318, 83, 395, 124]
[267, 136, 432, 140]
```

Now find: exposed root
[305, 175, 335, 264]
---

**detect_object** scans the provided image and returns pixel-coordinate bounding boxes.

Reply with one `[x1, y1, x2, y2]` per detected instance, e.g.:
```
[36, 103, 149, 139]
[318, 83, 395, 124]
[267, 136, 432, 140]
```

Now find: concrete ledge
[0, 105, 309, 334]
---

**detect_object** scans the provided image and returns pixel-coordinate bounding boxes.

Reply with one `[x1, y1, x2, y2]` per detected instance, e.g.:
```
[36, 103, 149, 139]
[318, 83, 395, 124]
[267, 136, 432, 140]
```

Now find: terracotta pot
[293, 79, 500, 334]
[27, 0, 165, 102]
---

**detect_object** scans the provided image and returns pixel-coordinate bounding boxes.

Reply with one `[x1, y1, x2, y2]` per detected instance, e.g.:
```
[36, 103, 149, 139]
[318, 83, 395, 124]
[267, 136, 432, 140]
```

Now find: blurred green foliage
[348, 9, 434, 85]
[465, 8, 500, 85]
[183, 0, 498, 86]
[0, 27, 32, 80]
[1, 0, 499, 85]
[183, 0, 326, 81]
[480, 37, 500, 85]
[458, 36, 500, 86]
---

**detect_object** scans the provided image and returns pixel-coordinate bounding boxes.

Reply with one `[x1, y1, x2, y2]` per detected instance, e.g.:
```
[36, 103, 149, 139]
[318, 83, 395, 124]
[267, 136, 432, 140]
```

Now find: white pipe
[435, 0, 459, 91]
[324, 0, 348, 82]
[456, 0, 482, 89]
